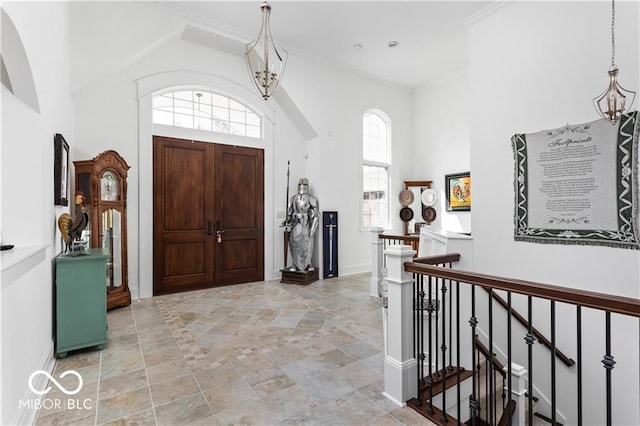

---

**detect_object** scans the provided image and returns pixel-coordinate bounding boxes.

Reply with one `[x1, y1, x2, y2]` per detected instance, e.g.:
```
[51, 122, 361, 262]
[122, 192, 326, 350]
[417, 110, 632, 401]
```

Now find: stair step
[407, 397, 459, 425]
[407, 366, 474, 425]
[465, 417, 491, 426]
[418, 366, 473, 397]
[533, 412, 564, 426]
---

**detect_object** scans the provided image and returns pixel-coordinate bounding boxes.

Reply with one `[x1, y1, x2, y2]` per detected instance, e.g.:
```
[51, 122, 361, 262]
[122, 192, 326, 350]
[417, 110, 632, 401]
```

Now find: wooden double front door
[153, 136, 264, 295]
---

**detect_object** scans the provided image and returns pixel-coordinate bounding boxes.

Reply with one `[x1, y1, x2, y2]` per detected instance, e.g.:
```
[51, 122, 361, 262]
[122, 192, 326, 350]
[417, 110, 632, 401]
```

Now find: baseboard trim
[382, 391, 407, 408]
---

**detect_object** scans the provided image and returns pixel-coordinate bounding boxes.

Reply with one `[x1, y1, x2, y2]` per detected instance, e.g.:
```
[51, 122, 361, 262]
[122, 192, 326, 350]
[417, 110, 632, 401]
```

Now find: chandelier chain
[610, 0, 616, 67]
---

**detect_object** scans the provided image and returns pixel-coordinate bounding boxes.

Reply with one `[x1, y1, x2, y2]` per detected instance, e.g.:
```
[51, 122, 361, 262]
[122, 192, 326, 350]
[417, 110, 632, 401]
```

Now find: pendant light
[245, 2, 288, 100]
[593, 0, 636, 124]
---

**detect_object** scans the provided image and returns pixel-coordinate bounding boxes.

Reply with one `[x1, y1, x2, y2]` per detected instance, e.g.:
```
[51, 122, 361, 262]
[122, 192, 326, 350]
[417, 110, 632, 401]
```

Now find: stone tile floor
[35, 273, 432, 425]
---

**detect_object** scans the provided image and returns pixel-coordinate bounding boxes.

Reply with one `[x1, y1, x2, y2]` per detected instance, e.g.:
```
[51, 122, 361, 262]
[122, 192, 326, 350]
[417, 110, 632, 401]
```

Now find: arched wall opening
[136, 70, 276, 298]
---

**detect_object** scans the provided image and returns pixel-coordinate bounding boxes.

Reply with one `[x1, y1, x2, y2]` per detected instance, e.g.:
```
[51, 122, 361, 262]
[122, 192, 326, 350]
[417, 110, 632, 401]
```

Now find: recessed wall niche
[1, 8, 40, 113]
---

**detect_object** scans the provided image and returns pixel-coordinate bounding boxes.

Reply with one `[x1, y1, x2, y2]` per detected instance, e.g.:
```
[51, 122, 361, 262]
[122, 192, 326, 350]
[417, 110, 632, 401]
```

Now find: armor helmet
[298, 178, 309, 194]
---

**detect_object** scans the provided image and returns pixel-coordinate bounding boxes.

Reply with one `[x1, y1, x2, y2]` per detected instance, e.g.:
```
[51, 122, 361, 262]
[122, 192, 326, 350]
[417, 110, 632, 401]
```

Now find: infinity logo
[28, 370, 83, 396]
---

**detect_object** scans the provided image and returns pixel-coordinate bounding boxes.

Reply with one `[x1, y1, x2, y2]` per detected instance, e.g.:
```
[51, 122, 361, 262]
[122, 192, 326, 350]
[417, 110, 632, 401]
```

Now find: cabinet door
[56, 251, 107, 354]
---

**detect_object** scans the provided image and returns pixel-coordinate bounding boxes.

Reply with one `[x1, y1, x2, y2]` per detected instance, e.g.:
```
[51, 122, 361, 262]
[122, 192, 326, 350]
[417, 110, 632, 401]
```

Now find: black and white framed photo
[54, 133, 69, 206]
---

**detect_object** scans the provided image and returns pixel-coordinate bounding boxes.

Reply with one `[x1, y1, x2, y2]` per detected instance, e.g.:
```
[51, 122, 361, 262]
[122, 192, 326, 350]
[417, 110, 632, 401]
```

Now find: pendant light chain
[610, 0, 616, 68]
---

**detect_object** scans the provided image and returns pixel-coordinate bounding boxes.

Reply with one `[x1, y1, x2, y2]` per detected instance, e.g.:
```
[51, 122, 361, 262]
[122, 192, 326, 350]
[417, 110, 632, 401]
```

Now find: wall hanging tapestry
[512, 111, 639, 249]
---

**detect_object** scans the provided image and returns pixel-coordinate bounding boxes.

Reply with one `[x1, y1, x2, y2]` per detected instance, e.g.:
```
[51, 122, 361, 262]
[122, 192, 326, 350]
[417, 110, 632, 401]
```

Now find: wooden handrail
[379, 234, 419, 242]
[380, 234, 421, 258]
[413, 253, 575, 367]
[486, 289, 575, 367]
[498, 400, 517, 426]
[404, 262, 640, 318]
[414, 253, 461, 265]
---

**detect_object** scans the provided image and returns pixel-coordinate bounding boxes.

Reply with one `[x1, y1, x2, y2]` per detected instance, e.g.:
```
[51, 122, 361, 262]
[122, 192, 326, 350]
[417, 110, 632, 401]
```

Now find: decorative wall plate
[423, 206, 437, 223]
[399, 207, 414, 222]
[399, 189, 414, 207]
[421, 188, 438, 207]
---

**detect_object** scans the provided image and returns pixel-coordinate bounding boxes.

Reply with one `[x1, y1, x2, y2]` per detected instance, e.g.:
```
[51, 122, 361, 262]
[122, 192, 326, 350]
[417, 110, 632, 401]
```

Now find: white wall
[413, 72, 471, 233]
[469, 2, 639, 424]
[281, 53, 414, 269]
[0, 2, 73, 424]
[69, 1, 415, 300]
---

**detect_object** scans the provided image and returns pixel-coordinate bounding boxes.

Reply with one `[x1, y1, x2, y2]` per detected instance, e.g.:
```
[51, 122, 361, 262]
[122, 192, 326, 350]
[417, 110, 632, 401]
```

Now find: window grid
[152, 90, 262, 138]
[362, 165, 389, 228]
[363, 112, 389, 164]
[362, 111, 391, 229]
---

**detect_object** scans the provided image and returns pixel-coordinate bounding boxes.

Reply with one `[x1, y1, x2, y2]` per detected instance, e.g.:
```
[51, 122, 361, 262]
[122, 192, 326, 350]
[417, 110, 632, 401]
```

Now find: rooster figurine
[58, 191, 89, 254]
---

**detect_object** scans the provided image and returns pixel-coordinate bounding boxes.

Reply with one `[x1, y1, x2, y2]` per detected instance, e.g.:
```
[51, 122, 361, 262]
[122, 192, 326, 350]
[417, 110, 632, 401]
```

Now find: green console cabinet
[55, 248, 109, 358]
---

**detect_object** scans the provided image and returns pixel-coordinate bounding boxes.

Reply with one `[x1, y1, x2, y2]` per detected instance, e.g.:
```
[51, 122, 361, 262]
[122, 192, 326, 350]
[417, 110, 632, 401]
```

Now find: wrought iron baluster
[551, 300, 557, 425]
[488, 289, 494, 426]
[469, 285, 478, 426]
[507, 292, 512, 426]
[419, 273, 425, 387]
[602, 311, 615, 426]
[427, 275, 435, 414]
[440, 275, 448, 423]
[435, 277, 440, 377]
[525, 296, 535, 426]
[415, 273, 423, 406]
[413, 272, 420, 360]
[491, 357, 504, 424]
[485, 356, 489, 424]
[448, 263, 453, 371]
[456, 280, 461, 423]
[500, 372, 505, 423]
[577, 306, 582, 426]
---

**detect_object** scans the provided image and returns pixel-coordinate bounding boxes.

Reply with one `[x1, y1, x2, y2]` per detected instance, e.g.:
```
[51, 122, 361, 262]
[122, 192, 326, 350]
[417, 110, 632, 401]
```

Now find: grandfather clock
[74, 150, 131, 310]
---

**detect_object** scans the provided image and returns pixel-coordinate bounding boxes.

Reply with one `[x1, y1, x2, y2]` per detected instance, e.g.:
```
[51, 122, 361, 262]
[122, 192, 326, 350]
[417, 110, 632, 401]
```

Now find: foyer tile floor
[35, 273, 433, 425]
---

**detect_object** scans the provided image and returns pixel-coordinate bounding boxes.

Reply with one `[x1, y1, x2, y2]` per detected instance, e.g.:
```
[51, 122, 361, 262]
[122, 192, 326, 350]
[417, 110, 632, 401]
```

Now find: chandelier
[593, 0, 636, 124]
[245, 2, 288, 100]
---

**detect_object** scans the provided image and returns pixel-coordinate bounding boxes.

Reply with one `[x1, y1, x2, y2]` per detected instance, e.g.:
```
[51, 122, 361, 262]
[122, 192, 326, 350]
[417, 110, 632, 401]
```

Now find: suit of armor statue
[287, 178, 319, 271]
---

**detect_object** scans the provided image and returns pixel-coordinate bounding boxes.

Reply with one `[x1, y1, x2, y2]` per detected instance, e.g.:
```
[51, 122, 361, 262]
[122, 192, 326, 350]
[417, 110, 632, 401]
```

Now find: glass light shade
[245, 2, 288, 100]
[593, 66, 637, 124]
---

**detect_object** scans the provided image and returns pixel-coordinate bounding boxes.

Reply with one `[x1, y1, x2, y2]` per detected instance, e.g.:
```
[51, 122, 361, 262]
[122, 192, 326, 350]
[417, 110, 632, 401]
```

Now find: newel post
[383, 244, 417, 406]
[504, 362, 527, 425]
[370, 227, 384, 297]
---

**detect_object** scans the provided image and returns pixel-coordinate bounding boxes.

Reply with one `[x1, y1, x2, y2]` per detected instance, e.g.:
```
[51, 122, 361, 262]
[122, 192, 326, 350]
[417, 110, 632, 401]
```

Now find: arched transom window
[152, 89, 262, 138]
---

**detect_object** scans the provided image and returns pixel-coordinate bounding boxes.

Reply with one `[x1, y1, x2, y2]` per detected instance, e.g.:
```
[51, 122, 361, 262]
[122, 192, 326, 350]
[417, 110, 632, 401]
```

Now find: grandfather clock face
[100, 171, 119, 202]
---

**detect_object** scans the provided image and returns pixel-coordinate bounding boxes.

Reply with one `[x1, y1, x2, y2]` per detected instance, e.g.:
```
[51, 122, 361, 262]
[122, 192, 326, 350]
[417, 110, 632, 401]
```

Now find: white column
[370, 227, 384, 297]
[383, 244, 417, 406]
[504, 362, 527, 426]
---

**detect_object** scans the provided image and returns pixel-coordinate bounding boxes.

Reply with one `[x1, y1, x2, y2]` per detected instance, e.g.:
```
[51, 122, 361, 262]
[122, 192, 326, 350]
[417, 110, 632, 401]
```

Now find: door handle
[204, 220, 212, 235]
[215, 220, 224, 243]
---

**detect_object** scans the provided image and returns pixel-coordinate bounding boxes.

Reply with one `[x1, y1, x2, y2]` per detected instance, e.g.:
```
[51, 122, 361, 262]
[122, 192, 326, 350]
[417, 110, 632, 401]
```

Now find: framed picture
[445, 171, 471, 211]
[54, 133, 69, 206]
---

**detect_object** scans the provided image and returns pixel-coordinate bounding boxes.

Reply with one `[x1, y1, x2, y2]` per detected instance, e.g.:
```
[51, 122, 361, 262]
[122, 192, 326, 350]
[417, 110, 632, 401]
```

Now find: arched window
[152, 89, 262, 138]
[362, 110, 391, 229]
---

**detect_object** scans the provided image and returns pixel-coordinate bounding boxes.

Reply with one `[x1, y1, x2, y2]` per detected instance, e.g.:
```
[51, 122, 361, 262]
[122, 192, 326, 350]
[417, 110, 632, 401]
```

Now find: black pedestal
[280, 268, 319, 285]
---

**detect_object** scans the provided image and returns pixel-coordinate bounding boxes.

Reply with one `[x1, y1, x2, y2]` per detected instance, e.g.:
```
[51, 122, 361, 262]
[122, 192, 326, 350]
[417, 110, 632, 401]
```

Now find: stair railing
[382, 245, 640, 426]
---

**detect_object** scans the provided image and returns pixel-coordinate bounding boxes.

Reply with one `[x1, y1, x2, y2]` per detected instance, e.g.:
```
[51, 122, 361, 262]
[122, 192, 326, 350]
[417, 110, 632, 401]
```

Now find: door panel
[163, 242, 205, 277]
[153, 136, 264, 295]
[214, 145, 264, 284]
[153, 136, 214, 295]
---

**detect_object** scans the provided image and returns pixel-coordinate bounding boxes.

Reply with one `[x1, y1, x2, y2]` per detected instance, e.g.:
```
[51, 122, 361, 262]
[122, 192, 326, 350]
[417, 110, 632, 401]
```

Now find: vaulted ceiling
[152, 1, 496, 90]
